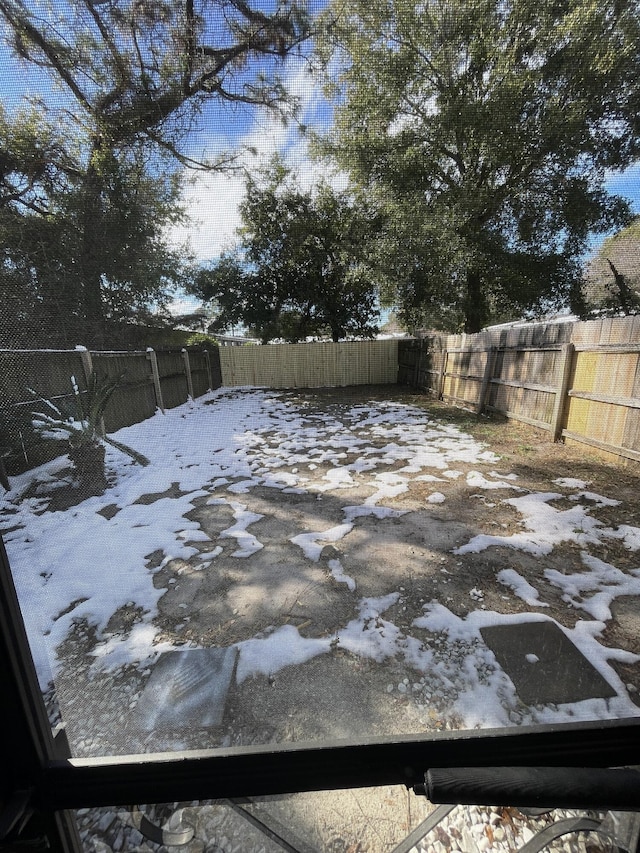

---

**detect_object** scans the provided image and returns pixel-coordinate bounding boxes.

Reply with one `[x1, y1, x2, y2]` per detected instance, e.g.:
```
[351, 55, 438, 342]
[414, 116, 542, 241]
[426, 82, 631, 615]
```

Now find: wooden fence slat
[483, 407, 553, 432]
[562, 430, 640, 464]
[490, 378, 557, 394]
[182, 349, 194, 399]
[568, 390, 640, 410]
[572, 344, 640, 353]
[146, 349, 165, 413]
[551, 343, 574, 442]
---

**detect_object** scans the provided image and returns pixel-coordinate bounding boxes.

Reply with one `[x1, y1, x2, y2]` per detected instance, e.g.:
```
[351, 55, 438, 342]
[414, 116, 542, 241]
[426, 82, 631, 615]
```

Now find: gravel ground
[76, 798, 631, 853]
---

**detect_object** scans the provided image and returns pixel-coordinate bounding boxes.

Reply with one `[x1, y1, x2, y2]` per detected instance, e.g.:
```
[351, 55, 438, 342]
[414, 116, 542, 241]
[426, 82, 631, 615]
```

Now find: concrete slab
[135, 646, 238, 731]
[480, 620, 617, 705]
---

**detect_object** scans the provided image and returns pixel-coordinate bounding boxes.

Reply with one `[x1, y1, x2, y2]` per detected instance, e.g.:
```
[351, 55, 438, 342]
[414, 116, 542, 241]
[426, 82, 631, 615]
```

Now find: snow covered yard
[2, 385, 640, 758]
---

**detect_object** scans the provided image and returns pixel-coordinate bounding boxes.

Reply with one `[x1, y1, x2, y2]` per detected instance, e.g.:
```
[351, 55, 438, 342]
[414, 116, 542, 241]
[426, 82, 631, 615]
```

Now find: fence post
[77, 346, 107, 436]
[146, 348, 165, 414]
[414, 341, 423, 389]
[476, 347, 496, 415]
[203, 349, 213, 391]
[78, 347, 94, 384]
[551, 343, 575, 441]
[438, 349, 448, 399]
[182, 348, 194, 400]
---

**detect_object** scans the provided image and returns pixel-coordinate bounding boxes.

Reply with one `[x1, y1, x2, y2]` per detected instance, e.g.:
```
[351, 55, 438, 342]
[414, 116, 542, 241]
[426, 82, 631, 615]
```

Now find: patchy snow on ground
[496, 568, 549, 608]
[454, 492, 607, 556]
[2, 387, 640, 738]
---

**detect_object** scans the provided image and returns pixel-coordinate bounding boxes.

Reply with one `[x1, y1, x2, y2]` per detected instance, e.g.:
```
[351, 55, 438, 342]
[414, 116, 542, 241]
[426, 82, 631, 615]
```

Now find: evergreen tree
[192, 161, 380, 343]
[0, 0, 309, 345]
[319, 0, 640, 331]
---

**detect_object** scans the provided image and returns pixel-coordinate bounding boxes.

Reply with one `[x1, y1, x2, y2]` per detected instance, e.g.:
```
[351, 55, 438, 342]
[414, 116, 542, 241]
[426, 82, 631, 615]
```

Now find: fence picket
[551, 343, 575, 441]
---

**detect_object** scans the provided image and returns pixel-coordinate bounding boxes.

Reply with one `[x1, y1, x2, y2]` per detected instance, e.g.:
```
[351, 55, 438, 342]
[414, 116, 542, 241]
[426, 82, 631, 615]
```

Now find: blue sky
[1, 2, 639, 277]
[0, 2, 335, 266]
[167, 63, 343, 262]
[603, 164, 640, 215]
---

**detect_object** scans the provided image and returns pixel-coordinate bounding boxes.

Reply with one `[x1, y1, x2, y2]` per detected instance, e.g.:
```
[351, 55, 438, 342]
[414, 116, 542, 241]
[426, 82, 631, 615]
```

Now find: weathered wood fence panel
[91, 351, 156, 433]
[484, 347, 564, 432]
[219, 340, 399, 389]
[0, 349, 87, 470]
[190, 350, 212, 398]
[155, 350, 190, 410]
[563, 345, 640, 464]
[397, 335, 445, 394]
[400, 316, 640, 466]
[442, 348, 489, 410]
[0, 346, 222, 474]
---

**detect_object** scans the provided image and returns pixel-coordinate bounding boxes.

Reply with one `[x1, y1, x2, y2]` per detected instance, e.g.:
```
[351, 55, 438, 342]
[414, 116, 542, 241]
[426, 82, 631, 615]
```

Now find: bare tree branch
[0, 0, 92, 110]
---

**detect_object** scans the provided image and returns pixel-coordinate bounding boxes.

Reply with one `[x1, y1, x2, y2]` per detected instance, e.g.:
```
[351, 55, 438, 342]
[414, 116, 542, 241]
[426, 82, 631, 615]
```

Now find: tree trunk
[606, 258, 638, 314]
[80, 151, 106, 347]
[464, 268, 485, 334]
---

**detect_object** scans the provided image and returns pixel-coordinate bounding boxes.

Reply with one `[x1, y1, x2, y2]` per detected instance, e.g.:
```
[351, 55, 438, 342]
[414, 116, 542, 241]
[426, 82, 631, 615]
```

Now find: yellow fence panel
[219, 340, 398, 389]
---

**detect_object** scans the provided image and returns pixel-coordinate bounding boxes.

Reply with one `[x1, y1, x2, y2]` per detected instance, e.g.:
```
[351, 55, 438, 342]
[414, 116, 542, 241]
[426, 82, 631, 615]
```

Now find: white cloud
[166, 65, 348, 262]
[171, 169, 247, 261]
[166, 294, 202, 316]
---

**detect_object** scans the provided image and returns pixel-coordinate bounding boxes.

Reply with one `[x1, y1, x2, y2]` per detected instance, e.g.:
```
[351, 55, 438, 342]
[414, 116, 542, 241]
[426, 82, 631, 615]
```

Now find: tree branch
[81, 0, 129, 84]
[145, 130, 241, 172]
[0, 0, 92, 110]
[184, 0, 195, 95]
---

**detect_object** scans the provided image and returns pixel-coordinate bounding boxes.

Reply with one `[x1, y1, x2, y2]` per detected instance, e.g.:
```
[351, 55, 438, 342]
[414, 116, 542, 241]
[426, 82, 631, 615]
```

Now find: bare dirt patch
[97, 388, 640, 749]
[26, 386, 639, 760]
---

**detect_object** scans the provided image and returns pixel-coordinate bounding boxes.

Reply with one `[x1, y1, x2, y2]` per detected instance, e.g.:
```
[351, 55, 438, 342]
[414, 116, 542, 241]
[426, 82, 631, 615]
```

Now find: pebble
[462, 828, 474, 849]
[414, 805, 617, 853]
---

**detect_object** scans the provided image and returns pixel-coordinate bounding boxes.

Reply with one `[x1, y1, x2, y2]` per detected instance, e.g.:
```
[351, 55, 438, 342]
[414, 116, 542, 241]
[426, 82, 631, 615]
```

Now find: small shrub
[184, 332, 219, 348]
[30, 372, 149, 495]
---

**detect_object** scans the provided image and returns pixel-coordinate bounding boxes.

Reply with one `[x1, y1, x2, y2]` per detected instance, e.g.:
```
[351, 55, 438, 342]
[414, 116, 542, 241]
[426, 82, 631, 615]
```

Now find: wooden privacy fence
[219, 339, 399, 388]
[399, 316, 640, 466]
[5, 320, 639, 473]
[0, 346, 222, 473]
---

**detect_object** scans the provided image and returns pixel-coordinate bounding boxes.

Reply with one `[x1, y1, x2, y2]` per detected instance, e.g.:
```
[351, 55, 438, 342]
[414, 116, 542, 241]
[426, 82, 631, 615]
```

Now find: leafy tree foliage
[0, 0, 309, 346]
[583, 218, 640, 316]
[192, 162, 380, 343]
[0, 105, 192, 347]
[319, 0, 640, 332]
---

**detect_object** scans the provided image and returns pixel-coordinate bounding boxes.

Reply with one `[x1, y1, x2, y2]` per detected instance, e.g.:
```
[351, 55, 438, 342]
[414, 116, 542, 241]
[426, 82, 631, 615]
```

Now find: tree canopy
[0, 104, 191, 347]
[319, 0, 640, 332]
[0, 0, 309, 347]
[191, 161, 380, 343]
[584, 218, 640, 316]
